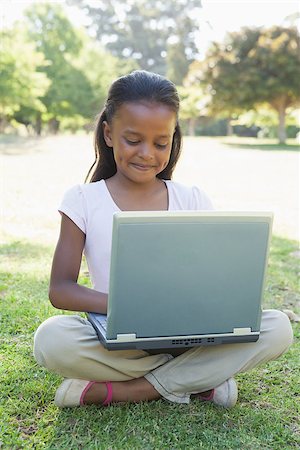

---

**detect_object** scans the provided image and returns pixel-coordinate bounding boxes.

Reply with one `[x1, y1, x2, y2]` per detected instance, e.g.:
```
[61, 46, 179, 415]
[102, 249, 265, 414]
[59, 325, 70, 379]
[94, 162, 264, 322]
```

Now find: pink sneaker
[198, 378, 238, 408]
[54, 379, 113, 408]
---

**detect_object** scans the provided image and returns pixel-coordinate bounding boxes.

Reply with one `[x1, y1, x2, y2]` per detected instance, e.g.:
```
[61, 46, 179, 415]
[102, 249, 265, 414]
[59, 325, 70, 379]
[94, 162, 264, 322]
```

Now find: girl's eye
[156, 143, 168, 150]
[125, 138, 168, 149]
[126, 138, 140, 145]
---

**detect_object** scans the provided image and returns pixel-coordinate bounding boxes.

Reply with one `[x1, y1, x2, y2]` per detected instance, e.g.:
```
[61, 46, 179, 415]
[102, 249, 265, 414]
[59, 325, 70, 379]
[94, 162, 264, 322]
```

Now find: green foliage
[234, 107, 300, 138]
[178, 85, 208, 120]
[190, 26, 300, 143]
[189, 28, 262, 116]
[23, 3, 94, 128]
[25, 3, 82, 61]
[69, 0, 202, 81]
[73, 37, 138, 117]
[178, 85, 209, 135]
[42, 62, 94, 119]
[166, 11, 202, 84]
[1, 2, 140, 133]
[0, 26, 49, 118]
[167, 38, 190, 85]
[248, 27, 300, 108]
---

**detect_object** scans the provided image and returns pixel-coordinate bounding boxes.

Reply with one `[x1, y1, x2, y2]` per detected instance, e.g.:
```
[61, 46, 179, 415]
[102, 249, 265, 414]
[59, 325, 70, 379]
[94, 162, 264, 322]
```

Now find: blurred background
[1, 0, 299, 140]
[1, 0, 299, 243]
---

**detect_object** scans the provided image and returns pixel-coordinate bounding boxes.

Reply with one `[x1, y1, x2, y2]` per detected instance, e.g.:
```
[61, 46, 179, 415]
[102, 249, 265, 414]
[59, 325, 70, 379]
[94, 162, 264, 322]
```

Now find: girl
[34, 70, 293, 409]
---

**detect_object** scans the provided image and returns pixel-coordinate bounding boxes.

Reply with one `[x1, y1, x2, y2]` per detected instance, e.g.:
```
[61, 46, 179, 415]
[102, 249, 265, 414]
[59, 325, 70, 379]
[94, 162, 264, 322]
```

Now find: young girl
[34, 70, 293, 409]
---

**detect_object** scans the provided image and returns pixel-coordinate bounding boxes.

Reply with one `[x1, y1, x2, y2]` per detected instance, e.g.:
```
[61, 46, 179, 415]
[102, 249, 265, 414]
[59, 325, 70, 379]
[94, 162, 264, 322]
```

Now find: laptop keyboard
[98, 316, 107, 331]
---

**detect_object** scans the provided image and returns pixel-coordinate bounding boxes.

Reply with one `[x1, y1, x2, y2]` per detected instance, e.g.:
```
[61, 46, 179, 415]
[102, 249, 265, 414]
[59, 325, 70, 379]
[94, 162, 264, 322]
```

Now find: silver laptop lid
[106, 211, 273, 340]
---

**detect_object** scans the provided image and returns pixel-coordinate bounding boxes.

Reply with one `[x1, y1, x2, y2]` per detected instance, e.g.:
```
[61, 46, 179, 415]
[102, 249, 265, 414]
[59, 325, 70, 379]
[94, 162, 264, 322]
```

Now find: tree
[247, 27, 300, 143]
[167, 39, 189, 85]
[166, 16, 196, 85]
[0, 26, 49, 132]
[68, 0, 202, 82]
[193, 26, 300, 143]
[24, 3, 95, 133]
[177, 85, 208, 135]
[73, 36, 138, 120]
[232, 106, 299, 139]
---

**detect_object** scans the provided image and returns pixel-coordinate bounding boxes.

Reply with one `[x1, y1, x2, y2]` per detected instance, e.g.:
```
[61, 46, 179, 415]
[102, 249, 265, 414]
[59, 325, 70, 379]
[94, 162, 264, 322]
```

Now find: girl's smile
[103, 101, 177, 186]
[130, 163, 156, 171]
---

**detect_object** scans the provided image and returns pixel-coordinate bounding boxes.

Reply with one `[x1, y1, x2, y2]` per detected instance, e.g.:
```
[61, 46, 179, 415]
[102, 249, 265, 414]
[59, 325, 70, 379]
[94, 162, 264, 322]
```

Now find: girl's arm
[49, 213, 107, 314]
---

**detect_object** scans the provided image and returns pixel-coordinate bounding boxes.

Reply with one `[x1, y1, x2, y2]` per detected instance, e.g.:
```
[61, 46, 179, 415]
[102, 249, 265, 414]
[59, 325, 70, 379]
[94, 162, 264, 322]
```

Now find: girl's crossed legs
[33, 310, 293, 407]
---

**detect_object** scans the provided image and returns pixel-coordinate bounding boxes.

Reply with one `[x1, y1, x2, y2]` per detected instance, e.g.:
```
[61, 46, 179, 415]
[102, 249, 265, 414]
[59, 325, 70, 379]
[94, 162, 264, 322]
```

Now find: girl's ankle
[83, 382, 108, 405]
[83, 377, 160, 405]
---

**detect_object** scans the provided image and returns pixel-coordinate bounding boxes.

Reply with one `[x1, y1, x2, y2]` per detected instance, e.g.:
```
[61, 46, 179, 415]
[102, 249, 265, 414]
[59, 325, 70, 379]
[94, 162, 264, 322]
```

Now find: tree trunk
[227, 118, 233, 136]
[49, 118, 60, 134]
[0, 117, 8, 133]
[188, 117, 196, 136]
[35, 113, 42, 136]
[277, 103, 286, 145]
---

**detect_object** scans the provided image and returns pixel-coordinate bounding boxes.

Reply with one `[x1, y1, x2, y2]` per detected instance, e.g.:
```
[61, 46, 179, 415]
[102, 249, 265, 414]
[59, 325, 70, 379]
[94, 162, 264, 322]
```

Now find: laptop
[87, 211, 273, 350]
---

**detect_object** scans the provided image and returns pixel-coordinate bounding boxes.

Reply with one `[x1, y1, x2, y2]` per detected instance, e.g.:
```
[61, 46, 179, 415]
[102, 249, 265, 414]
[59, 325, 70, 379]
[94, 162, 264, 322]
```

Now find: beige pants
[33, 310, 293, 404]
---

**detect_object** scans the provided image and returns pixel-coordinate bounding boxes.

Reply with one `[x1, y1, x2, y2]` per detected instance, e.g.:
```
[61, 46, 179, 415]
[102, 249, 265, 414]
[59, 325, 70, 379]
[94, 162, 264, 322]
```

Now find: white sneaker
[54, 379, 91, 407]
[198, 378, 238, 408]
[54, 379, 113, 408]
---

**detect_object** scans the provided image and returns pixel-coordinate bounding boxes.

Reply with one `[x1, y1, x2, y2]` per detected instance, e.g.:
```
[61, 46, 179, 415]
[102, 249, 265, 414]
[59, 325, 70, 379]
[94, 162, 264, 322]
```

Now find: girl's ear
[103, 121, 113, 147]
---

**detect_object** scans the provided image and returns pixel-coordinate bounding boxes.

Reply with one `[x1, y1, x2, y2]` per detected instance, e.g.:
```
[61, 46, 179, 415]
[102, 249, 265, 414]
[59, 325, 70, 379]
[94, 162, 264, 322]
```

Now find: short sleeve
[191, 186, 214, 211]
[58, 185, 87, 233]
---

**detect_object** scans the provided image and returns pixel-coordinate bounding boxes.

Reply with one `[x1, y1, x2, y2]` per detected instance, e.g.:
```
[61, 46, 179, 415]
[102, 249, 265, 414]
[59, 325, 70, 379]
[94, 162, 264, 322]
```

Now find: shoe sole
[224, 378, 238, 408]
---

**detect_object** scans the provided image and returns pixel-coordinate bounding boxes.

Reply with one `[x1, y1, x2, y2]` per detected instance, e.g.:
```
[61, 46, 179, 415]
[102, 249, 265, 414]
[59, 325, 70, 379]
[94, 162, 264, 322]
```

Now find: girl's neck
[105, 176, 168, 211]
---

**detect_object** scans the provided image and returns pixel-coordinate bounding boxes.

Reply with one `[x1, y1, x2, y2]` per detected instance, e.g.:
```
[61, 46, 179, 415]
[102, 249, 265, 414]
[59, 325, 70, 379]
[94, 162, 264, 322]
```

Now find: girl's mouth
[130, 163, 155, 171]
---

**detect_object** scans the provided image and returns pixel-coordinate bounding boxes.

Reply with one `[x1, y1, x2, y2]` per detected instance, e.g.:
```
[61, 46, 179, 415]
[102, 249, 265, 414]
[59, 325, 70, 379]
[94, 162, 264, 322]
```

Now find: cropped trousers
[33, 310, 293, 404]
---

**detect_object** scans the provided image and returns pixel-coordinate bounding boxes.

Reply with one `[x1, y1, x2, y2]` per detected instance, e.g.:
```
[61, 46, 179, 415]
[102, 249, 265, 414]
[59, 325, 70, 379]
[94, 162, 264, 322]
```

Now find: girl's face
[103, 101, 177, 185]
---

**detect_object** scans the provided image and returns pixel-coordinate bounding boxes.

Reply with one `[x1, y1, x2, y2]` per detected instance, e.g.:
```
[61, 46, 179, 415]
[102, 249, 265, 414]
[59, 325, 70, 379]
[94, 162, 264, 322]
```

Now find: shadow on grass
[221, 142, 300, 152]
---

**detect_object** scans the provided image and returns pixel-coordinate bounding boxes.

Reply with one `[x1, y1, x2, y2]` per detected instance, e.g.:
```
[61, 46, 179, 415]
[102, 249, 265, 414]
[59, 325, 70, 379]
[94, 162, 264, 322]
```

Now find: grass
[1, 134, 299, 447]
[220, 137, 300, 152]
[1, 235, 299, 449]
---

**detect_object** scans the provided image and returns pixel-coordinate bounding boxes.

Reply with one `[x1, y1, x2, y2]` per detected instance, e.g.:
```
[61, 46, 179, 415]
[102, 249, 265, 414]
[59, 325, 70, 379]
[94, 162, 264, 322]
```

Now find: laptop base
[87, 314, 259, 350]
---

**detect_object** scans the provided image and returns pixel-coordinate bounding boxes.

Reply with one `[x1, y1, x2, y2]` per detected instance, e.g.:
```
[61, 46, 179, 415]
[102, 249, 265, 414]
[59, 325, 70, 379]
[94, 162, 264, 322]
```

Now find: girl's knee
[33, 315, 84, 370]
[34, 315, 62, 367]
[262, 309, 294, 355]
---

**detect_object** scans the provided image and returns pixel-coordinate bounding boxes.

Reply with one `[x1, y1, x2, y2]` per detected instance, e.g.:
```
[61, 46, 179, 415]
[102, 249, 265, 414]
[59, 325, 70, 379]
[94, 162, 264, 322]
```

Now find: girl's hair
[85, 70, 182, 182]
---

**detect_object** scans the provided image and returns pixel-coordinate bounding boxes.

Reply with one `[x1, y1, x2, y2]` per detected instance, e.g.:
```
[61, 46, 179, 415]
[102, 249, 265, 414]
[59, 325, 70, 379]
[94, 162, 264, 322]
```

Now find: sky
[200, 1, 299, 38]
[1, 0, 299, 56]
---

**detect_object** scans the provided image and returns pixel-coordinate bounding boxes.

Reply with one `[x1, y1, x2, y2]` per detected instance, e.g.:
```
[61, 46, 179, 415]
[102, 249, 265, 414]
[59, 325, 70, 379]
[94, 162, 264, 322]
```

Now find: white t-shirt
[59, 179, 213, 294]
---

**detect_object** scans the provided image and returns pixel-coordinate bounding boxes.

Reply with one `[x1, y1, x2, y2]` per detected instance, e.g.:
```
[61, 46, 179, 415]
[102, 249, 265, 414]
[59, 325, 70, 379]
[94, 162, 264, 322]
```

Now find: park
[1, 1, 299, 448]
[1, 133, 299, 448]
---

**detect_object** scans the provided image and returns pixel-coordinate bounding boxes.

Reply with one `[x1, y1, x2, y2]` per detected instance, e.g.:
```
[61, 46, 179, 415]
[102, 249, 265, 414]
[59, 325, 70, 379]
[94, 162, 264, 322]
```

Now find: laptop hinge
[233, 327, 252, 335]
[116, 333, 137, 341]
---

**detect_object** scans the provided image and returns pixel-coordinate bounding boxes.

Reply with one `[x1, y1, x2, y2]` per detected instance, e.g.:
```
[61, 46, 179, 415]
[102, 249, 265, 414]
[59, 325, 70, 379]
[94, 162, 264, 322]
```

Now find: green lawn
[1, 235, 299, 449]
[220, 137, 300, 152]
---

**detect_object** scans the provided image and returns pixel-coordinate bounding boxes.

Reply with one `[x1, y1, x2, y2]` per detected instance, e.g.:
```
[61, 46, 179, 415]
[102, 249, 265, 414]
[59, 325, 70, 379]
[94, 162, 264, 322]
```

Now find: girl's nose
[138, 143, 154, 159]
